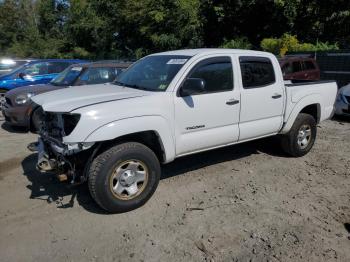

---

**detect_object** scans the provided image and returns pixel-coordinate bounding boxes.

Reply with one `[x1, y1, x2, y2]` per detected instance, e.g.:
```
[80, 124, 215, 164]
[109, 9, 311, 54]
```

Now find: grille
[5, 97, 12, 106]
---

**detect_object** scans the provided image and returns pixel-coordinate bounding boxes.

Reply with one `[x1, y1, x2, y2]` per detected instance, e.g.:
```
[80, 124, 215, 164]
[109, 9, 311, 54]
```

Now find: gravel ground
[0, 115, 349, 262]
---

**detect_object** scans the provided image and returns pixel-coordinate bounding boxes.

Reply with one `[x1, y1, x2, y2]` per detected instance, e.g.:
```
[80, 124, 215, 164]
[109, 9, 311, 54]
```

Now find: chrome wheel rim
[110, 160, 148, 200]
[297, 124, 312, 149]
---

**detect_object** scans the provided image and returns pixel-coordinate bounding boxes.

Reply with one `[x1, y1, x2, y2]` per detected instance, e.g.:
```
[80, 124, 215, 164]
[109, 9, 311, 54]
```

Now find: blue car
[0, 59, 86, 106]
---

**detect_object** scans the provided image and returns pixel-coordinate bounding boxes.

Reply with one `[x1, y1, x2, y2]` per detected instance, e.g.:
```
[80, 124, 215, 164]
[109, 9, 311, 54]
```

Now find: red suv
[279, 57, 320, 81]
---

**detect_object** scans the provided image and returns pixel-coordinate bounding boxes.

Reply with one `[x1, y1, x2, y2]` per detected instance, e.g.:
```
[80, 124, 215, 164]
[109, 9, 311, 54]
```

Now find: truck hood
[31, 83, 150, 112]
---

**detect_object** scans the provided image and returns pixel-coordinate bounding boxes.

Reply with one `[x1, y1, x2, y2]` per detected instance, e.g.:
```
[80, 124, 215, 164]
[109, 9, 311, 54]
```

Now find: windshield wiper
[113, 81, 127, 87]
[114, 81, 149, 91]
[126, 84, 148, 90]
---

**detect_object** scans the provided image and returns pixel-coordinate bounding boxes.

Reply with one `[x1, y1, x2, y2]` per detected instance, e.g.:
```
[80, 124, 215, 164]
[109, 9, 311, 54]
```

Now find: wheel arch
[281, 94, 322, 134]
[300, 104, 321, 123]
[96, 130, 167, 163]
[84, 116, 176, 163]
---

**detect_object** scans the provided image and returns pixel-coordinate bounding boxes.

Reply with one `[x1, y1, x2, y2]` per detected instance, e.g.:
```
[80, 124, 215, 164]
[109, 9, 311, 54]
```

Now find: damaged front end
[33, 108, 95, 182]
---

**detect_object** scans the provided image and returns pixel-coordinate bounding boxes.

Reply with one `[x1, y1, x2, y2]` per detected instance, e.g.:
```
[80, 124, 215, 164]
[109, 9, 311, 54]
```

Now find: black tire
[88, 142, 161, 213]
[281, 113, 317, 157]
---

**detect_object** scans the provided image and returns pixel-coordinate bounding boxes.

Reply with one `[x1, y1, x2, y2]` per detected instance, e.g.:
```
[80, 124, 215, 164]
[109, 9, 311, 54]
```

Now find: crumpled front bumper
[36, 138, 58, 171]
[35, 135, 94, 173]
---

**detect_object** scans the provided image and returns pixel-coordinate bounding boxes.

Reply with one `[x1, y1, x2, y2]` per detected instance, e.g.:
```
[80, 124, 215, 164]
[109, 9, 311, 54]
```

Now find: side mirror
[180, 78, 206, 97]
[18, 72, 26, 80]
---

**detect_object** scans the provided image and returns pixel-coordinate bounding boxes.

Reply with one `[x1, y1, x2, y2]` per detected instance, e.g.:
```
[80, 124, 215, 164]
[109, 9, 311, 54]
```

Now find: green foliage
[220, 37, 252, 49]
[117, 0, 203, 57]
[261, 38, 280, 55]
[0, 0, 348, 59]
[261, 34, 339, 56]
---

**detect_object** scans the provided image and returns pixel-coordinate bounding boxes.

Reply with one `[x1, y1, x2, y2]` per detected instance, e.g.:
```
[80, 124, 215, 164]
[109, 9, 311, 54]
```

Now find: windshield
[50, 66, 83, 86]
[114, 55, 190, 91]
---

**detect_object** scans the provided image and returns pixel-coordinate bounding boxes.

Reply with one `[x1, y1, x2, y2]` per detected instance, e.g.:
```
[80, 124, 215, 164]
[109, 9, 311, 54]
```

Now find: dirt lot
[0, 115, 349, 262]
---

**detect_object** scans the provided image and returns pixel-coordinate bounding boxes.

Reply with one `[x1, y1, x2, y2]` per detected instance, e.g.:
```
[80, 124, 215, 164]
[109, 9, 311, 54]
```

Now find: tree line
[0, 0, 349, 60]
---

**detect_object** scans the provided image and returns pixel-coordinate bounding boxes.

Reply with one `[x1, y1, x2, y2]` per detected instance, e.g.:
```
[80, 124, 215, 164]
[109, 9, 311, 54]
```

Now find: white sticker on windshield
[167, 59, 188, 65]
[71, 67, 83, 71]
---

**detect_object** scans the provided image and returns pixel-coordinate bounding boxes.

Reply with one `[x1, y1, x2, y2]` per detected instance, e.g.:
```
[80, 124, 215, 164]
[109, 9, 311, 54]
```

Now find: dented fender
[84, 115, 176, 163]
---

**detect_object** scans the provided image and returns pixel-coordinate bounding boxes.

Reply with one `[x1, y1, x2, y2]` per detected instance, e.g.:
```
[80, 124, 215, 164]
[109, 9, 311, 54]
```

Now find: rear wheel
[88, 142, 161, 213]
[281, 113, 317, 157]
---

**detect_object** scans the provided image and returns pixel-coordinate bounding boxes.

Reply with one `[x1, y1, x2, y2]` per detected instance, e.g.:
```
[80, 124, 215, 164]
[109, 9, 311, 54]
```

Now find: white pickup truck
[32, 49, 337, 213]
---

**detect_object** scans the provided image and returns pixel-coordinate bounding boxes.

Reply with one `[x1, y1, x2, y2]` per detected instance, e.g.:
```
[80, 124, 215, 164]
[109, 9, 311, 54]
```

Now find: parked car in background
[2, 61, 131, 131]
[286, 51, 350, 88]
[335, 83, 350, 116]
[0, 58, 34, 75]
[279, 57, 320, 81]
[31, 49, 337, 213]
[0, 59, 86, 109]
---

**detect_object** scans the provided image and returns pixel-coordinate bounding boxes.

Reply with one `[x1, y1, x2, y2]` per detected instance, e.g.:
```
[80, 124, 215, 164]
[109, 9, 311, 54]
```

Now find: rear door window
[239, 57, 276, 88]
[292, 61, 303, 72]
[304, 61, 316, 70]
[282, 63, 293, 74]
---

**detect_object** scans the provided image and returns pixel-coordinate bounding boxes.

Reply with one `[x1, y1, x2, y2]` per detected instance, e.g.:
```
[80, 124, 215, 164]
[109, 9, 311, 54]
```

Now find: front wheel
[281, 113, 317, 157]
[88, 142, 161, 213]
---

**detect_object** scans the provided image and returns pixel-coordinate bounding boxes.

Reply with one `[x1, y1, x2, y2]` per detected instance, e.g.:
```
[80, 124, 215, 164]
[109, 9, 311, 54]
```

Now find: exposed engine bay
[34, 108, 95, 182]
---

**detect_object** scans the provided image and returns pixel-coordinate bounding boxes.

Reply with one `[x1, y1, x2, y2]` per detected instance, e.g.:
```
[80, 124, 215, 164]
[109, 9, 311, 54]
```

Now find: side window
[239, 57, 275, 88]
[48, 62, 70, 74]
[304, 61, 316, 70]
[79, 68, 117, 85]
[23, 62, 48, 76]
[282, 63, 292, 75]
[292, 61, 303, 72]
[115, 68, 127, 77]
[187, 57, 233, 93]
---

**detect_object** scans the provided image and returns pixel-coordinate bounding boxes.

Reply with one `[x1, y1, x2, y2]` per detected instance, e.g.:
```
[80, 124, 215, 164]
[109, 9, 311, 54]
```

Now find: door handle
[272, 94, 282, 99]
[226, 99, 240, 105]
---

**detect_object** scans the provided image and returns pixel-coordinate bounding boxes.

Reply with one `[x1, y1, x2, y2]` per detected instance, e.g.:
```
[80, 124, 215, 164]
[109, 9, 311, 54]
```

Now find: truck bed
[283, 80, 337, 128]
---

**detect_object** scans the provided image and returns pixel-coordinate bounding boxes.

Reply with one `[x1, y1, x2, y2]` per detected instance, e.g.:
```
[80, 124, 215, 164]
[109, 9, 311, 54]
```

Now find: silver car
[335, 84, 350, 116]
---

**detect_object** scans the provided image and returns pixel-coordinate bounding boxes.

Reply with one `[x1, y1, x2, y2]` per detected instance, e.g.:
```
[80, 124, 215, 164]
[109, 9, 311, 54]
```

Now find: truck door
[174, 56, 240, 155]
[238, 56, 284, 141]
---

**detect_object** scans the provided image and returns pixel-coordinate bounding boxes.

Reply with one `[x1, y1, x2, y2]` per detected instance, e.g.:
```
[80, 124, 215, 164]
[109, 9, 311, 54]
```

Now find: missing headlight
[62, 114, 81, 136]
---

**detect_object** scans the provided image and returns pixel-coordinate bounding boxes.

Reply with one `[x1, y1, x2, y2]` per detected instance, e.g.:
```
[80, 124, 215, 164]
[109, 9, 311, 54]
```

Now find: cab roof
[151, 48, 272, 57]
